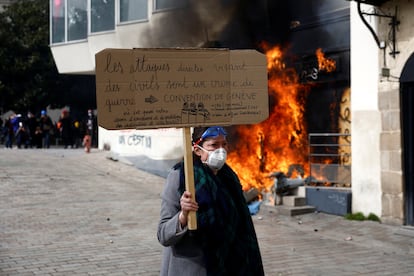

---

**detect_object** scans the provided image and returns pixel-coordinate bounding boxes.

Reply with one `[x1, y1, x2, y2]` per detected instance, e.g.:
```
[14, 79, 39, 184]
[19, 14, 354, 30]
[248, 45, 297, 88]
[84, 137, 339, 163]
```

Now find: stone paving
[0, 148, 414, 275]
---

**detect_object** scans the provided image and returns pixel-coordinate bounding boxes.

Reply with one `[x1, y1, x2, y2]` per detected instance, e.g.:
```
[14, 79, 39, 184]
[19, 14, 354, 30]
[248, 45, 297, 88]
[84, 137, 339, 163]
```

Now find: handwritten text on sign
[95, 48, 268, 130]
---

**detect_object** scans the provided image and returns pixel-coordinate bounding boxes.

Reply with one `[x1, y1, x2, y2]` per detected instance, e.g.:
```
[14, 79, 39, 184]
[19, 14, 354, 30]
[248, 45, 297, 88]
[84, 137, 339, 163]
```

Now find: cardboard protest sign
[95, 48, 268, 130]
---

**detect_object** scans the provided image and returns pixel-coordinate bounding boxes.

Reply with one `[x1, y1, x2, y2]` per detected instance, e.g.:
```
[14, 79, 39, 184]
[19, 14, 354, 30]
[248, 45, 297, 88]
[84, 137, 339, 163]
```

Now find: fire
[227, 45, 338, 192]
[316, 48, 336, 73]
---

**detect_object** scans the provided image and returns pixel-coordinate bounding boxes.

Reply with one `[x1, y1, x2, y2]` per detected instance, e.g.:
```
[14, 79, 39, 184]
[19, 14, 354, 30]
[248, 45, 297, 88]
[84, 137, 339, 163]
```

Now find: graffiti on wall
[118, 134, 151, 148]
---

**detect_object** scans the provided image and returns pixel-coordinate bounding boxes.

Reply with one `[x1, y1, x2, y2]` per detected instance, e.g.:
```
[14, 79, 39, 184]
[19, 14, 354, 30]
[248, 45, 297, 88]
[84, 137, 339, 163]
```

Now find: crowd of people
[1, 109, 97, 150]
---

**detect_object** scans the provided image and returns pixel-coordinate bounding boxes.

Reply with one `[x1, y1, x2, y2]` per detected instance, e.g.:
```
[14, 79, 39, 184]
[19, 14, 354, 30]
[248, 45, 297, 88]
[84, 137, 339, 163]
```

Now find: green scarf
[178, 160, 264, 276]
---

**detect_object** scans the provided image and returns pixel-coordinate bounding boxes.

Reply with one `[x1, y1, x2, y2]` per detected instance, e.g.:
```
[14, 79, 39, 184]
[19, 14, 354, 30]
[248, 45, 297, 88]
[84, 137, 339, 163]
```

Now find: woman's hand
[179, 191, 198, 227]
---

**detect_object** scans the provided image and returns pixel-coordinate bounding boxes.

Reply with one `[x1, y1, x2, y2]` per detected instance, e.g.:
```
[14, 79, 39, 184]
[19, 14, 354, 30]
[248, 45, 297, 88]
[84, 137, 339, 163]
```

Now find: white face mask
[197, 146, 227, 170]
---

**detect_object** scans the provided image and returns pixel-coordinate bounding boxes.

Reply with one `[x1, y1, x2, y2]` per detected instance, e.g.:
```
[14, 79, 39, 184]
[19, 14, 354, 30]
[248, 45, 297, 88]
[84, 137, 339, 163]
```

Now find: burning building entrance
[226, 45, 351, 194]
[223, 1, 352, 215]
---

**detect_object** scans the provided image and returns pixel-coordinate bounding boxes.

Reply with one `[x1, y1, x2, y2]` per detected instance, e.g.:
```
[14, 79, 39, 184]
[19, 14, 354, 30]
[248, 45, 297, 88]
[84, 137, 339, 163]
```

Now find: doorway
[400, 53, 414, 225]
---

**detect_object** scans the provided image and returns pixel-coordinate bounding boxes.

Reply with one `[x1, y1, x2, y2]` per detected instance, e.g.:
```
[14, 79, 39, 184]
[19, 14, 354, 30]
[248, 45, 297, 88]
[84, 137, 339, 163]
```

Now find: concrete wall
[350, 2, 382, 217]
[98, 127, 183, 160]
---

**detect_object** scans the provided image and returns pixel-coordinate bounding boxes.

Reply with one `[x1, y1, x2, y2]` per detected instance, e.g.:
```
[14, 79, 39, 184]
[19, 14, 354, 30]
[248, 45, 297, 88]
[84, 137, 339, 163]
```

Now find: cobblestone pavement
[1, 148, 414, 275]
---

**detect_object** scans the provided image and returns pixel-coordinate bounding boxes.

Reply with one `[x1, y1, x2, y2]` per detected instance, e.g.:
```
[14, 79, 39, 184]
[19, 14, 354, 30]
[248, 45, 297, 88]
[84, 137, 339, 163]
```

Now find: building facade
[49, 0, 414, 225]
[349, 0, 414, 225]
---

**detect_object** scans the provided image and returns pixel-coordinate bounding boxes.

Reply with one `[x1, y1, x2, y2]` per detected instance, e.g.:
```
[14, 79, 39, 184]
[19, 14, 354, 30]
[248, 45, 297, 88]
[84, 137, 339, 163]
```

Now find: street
[1, 148, 413, 275]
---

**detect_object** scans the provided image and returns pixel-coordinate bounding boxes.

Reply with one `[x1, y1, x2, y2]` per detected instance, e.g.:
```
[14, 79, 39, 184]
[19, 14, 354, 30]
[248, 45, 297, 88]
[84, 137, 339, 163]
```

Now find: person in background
[10, 114, 23, 148]
[15, 120, 29, 149]
[25, 112, 38, 148]
[157, 126, 264, 276]
[33, 125, 43, 148]
[83, 131, 91, 153]
[82, 109, 95, 153]
[58, 109, 73, 149]
[39, 110, 54, 148]
[4, 113, 16, 148]
[72, 118, 82, 148]
[0, 117, 4, 144]
[86, 109, 97, 148]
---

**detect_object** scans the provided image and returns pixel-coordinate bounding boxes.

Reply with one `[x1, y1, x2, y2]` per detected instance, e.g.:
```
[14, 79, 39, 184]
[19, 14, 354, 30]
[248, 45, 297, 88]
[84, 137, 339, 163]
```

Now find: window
[154, 0, 187, 11]
[91, 0, 115, 33]
[120, 0, 147, 23]
[50, 0, 143, 44]
[51, 0, 65, 43]
[67, 0, 87, 41]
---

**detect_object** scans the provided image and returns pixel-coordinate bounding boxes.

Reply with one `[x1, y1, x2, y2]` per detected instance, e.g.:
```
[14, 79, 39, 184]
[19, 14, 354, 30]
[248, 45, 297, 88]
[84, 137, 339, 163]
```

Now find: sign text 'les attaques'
[95, 48, 268, 130]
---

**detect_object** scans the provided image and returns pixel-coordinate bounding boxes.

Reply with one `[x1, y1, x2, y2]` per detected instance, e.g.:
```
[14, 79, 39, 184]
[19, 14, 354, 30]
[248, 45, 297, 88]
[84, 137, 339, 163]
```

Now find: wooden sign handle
[182, 127, 197, 230]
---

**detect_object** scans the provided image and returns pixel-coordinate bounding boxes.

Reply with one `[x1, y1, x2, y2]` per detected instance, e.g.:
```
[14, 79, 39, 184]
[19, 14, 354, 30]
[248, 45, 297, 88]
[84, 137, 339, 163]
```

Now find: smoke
[140, 0, 292, 49]
[139, 1, 238, 48]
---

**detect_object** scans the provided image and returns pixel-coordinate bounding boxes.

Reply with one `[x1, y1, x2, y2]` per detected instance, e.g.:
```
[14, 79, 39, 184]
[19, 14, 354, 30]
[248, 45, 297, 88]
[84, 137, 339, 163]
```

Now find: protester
[15, 120, 29, 149]
[0, 117, 3, 144]
[10, 114, 25, 148]
[4, 113, 15, 148]
[86, 109, 97, 148]
[58, 109, 73, 149]
[157, 126, 264, 276]
[32, 126, 43, 148]
[72, 118, 82, 148]
[39, 110, 54, 148]
[25, 112, 38, 148]
[82, 109, 96, 153]
[83, 132, 91, 153]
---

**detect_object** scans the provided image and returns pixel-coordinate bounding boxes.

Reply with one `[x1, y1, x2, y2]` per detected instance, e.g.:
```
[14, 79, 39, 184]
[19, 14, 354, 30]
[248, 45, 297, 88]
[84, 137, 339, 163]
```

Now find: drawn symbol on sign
[145, 95, 158, 104]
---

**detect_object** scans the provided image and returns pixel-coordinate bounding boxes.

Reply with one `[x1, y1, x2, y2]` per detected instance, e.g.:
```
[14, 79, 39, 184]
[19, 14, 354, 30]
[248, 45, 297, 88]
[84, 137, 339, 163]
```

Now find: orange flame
[316, 48, 336, 73]
[227, 43, 313, 192]
[227, 45, 340, 192]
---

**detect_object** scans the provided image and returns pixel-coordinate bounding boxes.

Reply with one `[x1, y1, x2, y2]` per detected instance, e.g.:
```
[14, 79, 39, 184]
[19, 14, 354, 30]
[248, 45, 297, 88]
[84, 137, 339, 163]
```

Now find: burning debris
[270, 165, 306, 196]
[268, 164, 313, 206]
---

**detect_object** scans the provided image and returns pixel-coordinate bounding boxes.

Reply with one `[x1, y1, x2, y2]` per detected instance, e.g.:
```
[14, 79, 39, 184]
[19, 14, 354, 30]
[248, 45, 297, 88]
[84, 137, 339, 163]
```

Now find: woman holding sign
[157, 126, 264, 276]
